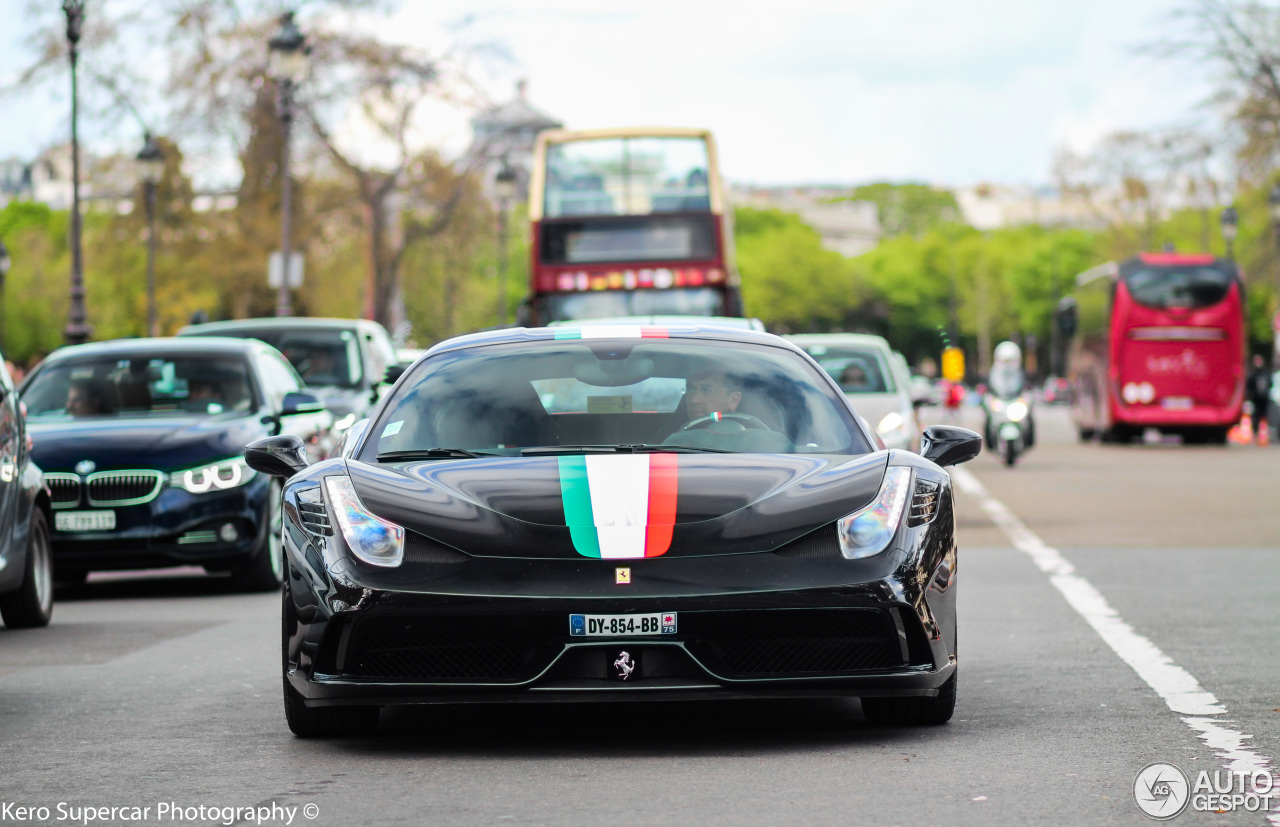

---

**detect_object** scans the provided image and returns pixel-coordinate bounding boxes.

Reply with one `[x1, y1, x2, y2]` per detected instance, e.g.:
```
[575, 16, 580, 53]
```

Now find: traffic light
[942, 347, 965, 382]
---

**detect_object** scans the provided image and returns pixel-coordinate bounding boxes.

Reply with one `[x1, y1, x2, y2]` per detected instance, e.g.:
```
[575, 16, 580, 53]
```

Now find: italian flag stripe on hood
[557, 454, 679, 559]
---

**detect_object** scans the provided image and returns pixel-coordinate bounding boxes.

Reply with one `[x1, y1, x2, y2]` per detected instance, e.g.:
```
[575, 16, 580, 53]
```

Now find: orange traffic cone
[1228, 413, 1252, 445]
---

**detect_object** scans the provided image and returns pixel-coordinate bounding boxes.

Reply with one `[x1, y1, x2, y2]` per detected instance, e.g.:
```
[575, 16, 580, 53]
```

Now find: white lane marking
[953, 465, 1280, 825]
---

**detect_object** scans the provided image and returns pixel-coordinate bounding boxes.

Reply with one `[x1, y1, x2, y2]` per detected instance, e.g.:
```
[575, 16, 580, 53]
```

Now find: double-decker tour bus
[522, 127, 743, 326]
[1061, 253, 1246, 444]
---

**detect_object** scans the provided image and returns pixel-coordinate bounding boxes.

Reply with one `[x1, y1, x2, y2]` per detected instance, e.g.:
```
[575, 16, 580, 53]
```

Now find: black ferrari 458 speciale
[246, 323, 981, 737]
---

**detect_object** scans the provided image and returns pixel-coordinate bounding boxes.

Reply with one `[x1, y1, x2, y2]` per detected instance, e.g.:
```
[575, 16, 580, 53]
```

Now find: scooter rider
[984, 340, 1035, 449]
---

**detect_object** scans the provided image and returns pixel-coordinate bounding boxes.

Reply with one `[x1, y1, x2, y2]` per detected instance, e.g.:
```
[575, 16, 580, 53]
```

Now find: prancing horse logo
[613, 650, 636, 680]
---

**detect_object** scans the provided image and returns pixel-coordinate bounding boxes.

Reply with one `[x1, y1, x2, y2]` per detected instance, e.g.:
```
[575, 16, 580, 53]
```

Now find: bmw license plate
[54, 510, 116, 532]
[569, 612, 676, 637]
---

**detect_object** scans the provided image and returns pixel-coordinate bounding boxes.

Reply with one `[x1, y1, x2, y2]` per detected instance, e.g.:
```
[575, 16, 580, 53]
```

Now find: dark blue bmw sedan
[20, 337, 328, 591]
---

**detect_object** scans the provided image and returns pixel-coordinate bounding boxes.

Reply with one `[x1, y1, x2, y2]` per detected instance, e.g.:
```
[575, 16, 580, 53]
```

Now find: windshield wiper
[520, 444, 734, 456]
[376, 448, 496, 462]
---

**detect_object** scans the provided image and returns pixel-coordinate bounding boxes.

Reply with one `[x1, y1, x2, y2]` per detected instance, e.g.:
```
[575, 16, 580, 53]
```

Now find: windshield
[359, 338, 867, 459]
[544, 136, 712, 218]
[797, 345, 896, 394]
[22, 355, 255, 420]
[541, 288, 723, 323]
[989, 363, 1024, 397]
[215, 329, 363, 389]
[1123, 266, 1234, 310]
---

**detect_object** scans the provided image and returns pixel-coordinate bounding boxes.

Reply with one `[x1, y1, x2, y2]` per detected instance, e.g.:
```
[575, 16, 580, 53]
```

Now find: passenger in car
[65, 381, 108, 417]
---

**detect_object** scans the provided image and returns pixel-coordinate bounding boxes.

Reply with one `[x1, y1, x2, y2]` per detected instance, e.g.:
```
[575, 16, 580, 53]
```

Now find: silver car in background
[786, 333, 922, 452]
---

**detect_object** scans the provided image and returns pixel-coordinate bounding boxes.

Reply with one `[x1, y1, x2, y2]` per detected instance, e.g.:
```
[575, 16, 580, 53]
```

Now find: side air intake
[908, 478, 940, 527]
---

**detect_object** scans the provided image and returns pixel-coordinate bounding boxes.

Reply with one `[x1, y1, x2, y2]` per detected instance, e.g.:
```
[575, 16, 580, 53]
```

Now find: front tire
[862, 672, 957, 726]
[0, 509, 54, 628]
[231, 481, 285, 592]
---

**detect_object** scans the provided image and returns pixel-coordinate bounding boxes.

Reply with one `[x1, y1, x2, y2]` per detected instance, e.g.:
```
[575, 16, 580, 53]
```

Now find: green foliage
[845, 182, 962, 237]
[733, 207, 868, 333]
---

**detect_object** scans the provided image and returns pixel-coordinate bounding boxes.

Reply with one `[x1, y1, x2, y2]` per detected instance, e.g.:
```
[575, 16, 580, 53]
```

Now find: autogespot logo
[1134, 763, 1191, 820]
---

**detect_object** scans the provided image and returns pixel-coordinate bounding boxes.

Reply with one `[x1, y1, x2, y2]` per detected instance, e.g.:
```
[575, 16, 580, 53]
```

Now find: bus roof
[1136, 253, 1218, 266]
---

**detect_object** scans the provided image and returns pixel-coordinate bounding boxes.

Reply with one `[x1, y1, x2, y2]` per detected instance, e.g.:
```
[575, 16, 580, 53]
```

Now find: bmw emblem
[75, 460, 96, 476]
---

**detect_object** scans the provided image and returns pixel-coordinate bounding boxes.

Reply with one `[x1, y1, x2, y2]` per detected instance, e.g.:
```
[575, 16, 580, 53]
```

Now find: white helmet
[993, 340, 1022, 365]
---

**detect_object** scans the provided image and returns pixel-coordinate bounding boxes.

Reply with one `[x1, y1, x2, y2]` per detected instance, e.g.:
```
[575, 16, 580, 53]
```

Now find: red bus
[522, 127, 743, 326]
[1062, 253, 1246, 444]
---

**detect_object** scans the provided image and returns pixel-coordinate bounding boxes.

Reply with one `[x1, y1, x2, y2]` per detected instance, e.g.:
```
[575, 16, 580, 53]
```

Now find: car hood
[346, 451, 889, 559]
[29, 415, 263, 472]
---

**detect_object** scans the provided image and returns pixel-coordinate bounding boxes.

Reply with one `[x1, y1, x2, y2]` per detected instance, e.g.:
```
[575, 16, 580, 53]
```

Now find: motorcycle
[983, 393, 1034, 467]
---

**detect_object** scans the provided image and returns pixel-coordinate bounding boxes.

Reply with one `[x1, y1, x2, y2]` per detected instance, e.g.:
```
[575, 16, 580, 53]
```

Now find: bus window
[1124, 267, 1233, 310]
[545, 136, 712, 218]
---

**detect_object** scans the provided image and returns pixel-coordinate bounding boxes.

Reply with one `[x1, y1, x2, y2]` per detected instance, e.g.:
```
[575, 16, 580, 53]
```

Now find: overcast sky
[0, 0, 1215, 188]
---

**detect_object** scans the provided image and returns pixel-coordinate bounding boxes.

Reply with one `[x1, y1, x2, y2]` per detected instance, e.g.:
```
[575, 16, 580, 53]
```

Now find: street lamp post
[1220, 206, 1238, 262]
[494, 161, 517, 326]
[0, 239, 10, 353]
[63, 0, 90, 345]
[267, 11, 310, 318]
[1270, 185, 1280, 252]
[136, 133, 165, 337]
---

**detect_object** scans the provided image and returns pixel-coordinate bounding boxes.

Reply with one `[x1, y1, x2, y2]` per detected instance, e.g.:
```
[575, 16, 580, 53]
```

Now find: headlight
[170, 457, 257, 494]
[324, 476, 405, 567]
[989, 398, 1004, 412]
[837, 466, 911, 560]
[1006, 401, 1028, 422]
[876, 411, 905, 436]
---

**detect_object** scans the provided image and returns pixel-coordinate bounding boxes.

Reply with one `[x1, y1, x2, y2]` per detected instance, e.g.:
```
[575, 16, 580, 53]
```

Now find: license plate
[1162, 396, 1193, 410]
[569, 612, 676, 637]
[54, 510, 116, 532]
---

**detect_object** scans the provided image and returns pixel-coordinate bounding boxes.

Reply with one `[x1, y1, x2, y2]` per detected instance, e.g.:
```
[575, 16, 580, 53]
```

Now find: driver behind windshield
[685, 370, 742, 420]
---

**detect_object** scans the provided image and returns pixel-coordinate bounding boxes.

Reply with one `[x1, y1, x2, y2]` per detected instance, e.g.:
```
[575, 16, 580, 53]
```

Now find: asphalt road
[2, 404, 1277, 827]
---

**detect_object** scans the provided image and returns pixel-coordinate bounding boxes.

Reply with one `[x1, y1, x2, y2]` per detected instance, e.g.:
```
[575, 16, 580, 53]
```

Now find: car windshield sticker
[553, 326, 669, 340]
[380, 420, 404, 438]
[586, 395, 633, 414]
[557, 453, 678, 559]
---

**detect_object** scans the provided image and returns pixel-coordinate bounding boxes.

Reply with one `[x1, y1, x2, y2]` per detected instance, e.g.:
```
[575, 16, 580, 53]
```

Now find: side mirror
[245, 435, 310, 479]
[382, 364, 407, 386]
[920, 425, 983, 467]
[281, 390, 325, 417]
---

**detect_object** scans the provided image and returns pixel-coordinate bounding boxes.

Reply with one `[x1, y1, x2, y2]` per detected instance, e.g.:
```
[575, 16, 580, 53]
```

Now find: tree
[844, 183, 963, 238]
[733, 208, 869, 333]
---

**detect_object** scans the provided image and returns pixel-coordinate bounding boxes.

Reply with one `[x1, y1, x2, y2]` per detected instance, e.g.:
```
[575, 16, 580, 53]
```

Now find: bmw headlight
[1006, 401, 1029, 422]
[837, 466, 911, 560]
[170, 457, 257, 494]
[324, 476, 405, 567]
